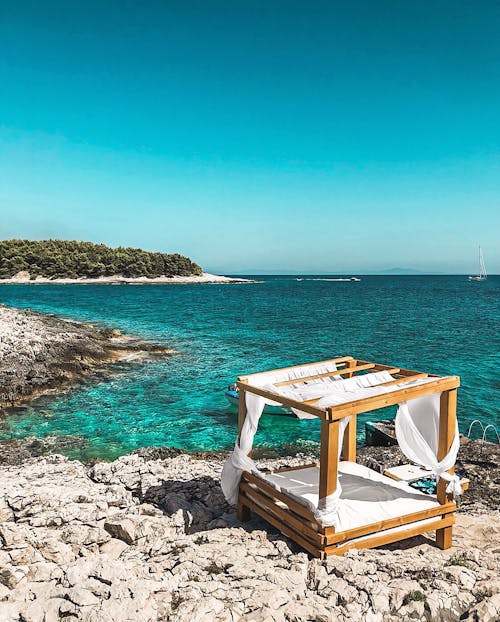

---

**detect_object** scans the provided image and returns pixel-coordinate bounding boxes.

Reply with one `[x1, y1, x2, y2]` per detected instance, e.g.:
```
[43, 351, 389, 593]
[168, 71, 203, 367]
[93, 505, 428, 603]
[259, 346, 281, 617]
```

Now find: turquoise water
[0, 276, 498, 460]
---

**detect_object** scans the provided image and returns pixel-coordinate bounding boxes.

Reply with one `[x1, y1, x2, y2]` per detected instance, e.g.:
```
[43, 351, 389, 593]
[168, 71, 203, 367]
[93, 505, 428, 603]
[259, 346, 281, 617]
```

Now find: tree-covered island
[0, 240, 202, 279]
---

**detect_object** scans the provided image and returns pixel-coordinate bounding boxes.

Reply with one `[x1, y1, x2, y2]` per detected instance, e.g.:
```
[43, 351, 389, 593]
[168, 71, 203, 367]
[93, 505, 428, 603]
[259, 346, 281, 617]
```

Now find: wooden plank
[375, 373, 429, 389]
[340, 416, 356, 461]
[242, 472, 317, 522]
[237, 385, 247, 445]
[236, 381, 326, 418]
[436, 388, 458, 549]
[274, 363, 376, 387]
[436, 525, 453, 550]
[344, 359, 356, 379]
[240, 356, 355, 381]
[395, 368, 434, 377]
[240, 494, 322, 557]
[240, 483, 324, 545]
[264, 462, 319, 474]
[319, 420, 339, 504]
[356, 361, 423, 376]
[237, 497, 251, 522]
[326, 515, 455, 556]
[328, 376, 460, 420]
[241, 489, 454, 557]
[437, 389, 457, 504]
[325, 502, 456, 545]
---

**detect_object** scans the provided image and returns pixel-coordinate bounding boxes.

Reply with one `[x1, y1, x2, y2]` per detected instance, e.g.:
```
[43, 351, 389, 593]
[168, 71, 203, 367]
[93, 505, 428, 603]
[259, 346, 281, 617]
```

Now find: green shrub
[403, 590, 427, 604]
[0, 240, 202, 279]
[445, 553, 469, 567]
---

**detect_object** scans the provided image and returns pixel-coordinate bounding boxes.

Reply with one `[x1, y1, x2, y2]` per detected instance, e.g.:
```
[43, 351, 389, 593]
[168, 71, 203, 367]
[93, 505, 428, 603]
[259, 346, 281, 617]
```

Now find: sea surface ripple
[0, 275, 498, 460]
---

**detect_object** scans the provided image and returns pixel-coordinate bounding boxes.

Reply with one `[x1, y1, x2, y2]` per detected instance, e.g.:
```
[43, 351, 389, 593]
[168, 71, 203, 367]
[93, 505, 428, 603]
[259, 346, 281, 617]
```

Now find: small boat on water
[225, 385, 292, 416]
[365, 419, 398, 446]
[308, 277, 361, 282]
[468, 246, 487, 281]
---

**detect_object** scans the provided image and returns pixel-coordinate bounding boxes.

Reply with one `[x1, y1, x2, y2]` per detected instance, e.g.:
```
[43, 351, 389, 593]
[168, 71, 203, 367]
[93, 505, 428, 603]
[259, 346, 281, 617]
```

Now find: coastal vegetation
[0, 239, 202, 279]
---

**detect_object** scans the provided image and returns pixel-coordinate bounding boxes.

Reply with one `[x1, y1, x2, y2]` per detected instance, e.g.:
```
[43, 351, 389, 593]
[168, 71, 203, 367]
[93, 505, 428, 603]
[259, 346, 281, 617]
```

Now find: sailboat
[468, 246, 487, 281]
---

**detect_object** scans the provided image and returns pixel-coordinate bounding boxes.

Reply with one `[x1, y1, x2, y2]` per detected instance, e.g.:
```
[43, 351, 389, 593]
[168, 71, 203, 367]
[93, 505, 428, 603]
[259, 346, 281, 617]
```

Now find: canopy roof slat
[241, 355, 355, 381]
[235, 380, 325, 418]
[327, 375, 460, 420]
[273, 362, 376, 386]
[238, 356, 459, 421]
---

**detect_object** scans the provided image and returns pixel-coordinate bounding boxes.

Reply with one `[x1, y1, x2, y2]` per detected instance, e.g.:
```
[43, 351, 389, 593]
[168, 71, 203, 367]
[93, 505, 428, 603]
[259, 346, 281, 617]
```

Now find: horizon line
[218, 272, 498, 276]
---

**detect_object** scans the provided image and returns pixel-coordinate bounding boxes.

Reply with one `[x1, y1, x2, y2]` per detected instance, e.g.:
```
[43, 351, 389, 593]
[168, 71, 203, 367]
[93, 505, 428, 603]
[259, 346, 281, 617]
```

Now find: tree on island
[0, 240, 202, 279]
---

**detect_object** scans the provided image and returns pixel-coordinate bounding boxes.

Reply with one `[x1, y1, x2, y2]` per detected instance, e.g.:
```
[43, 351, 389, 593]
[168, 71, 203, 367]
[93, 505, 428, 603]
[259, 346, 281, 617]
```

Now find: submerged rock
[0, 304, 174, 413]
[0, 450, 497, 621]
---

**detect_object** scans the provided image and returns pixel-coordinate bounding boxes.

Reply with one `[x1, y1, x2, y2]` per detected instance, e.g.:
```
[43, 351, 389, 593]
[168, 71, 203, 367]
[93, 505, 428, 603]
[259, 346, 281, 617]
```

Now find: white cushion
[261, 461, 440, 530]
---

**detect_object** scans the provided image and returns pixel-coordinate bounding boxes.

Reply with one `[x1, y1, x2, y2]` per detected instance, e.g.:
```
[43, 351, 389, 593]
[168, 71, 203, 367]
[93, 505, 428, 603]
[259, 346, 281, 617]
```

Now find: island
[0, 240, 252, 284]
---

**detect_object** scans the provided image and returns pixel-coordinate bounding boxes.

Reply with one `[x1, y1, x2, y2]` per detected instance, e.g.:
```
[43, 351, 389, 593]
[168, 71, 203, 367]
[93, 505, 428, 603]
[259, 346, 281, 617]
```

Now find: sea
[0, 275, 498, 461]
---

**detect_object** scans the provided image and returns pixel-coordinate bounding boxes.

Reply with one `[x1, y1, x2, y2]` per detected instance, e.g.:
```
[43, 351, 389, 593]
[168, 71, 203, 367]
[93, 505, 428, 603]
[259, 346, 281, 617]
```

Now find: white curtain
[221, 368, 394, 517]
[221, 361, 340, 505]
[395, 394, 462, 498]
[221, 391, 266, 505]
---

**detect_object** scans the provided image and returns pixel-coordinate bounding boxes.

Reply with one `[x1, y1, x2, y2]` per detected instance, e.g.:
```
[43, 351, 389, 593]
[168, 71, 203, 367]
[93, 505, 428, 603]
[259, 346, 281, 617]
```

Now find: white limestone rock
[0, 451, 498, 621]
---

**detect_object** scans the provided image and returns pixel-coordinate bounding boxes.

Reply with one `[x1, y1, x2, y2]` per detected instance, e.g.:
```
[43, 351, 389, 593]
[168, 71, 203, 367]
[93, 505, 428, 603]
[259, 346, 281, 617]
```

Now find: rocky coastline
[0, 305, 498, 621]
[0, 305, 173, 412]
[0, 447, 498, 622]
[0, 272, 254, 285]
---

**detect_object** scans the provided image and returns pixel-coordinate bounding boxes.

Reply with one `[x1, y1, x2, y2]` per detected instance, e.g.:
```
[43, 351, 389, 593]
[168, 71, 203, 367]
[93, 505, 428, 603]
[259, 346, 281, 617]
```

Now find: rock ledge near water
[1, 303, 499, 620]
[0, 304, 173, 411]
[0, 450, 498, 622]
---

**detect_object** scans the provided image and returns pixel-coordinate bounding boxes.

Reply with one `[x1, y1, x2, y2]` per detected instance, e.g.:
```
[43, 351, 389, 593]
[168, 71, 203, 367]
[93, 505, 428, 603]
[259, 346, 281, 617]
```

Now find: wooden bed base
[238, 469, 456, 558]
[236, 356, 463, 557]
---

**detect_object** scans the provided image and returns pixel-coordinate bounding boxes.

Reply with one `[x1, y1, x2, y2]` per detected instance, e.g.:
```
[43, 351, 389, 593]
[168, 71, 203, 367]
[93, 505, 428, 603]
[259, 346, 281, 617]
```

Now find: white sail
[469, 246, 487, 281]
[479, 246, 487, 279]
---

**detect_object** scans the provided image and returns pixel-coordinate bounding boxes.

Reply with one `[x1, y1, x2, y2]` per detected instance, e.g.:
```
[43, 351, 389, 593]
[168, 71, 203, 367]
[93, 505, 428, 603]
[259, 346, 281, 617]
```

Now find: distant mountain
[224, 267, 443, 276]
[369, 267, 444, 275]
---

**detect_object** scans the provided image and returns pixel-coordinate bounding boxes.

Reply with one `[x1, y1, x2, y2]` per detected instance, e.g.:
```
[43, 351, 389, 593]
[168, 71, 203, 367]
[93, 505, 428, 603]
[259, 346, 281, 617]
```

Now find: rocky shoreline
[0, 448, 498, 622]
[0, 272, 254, 285]
[0, 304, 499, 621]
[0, 305, 173, 412]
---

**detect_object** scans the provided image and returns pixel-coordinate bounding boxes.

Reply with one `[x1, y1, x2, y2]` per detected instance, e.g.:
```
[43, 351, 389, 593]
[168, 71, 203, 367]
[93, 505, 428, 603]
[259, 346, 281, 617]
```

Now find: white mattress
[260, 461, 440, 530]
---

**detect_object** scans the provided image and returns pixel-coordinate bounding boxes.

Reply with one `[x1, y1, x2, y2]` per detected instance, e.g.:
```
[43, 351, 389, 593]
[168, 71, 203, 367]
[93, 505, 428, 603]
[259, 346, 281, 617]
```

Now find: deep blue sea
[0, 276, 498, 461]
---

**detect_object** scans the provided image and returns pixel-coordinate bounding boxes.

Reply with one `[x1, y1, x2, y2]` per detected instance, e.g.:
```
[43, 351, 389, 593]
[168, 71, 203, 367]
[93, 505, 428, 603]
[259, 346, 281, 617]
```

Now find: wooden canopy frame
[236, 355, 462, 558]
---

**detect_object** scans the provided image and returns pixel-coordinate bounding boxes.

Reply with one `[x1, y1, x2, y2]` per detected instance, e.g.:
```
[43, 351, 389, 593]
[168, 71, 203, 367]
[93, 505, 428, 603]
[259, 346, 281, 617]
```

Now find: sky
[0, 1, 499, 274]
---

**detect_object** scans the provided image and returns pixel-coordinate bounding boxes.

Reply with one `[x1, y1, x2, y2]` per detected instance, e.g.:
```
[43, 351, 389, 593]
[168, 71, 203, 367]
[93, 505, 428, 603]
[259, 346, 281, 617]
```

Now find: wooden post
[436, 388, 457, 549]
[341, 415, 357, 462]
[319, 418, 340, 513]
[237, 382, 251, 522]
[339, 360, 357, 462]
[344, 358, 356, 378]
[237, 380, 248, 444]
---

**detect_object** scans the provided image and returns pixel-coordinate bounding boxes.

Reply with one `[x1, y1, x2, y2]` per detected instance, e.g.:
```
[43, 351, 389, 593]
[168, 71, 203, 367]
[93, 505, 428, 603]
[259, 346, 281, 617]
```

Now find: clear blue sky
[1, 1, 499, 273]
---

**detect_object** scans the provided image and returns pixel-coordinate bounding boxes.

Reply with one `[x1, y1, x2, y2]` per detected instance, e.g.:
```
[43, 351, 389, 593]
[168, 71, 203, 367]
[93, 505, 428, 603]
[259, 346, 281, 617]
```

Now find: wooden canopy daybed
[229, 356, 465, 558]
